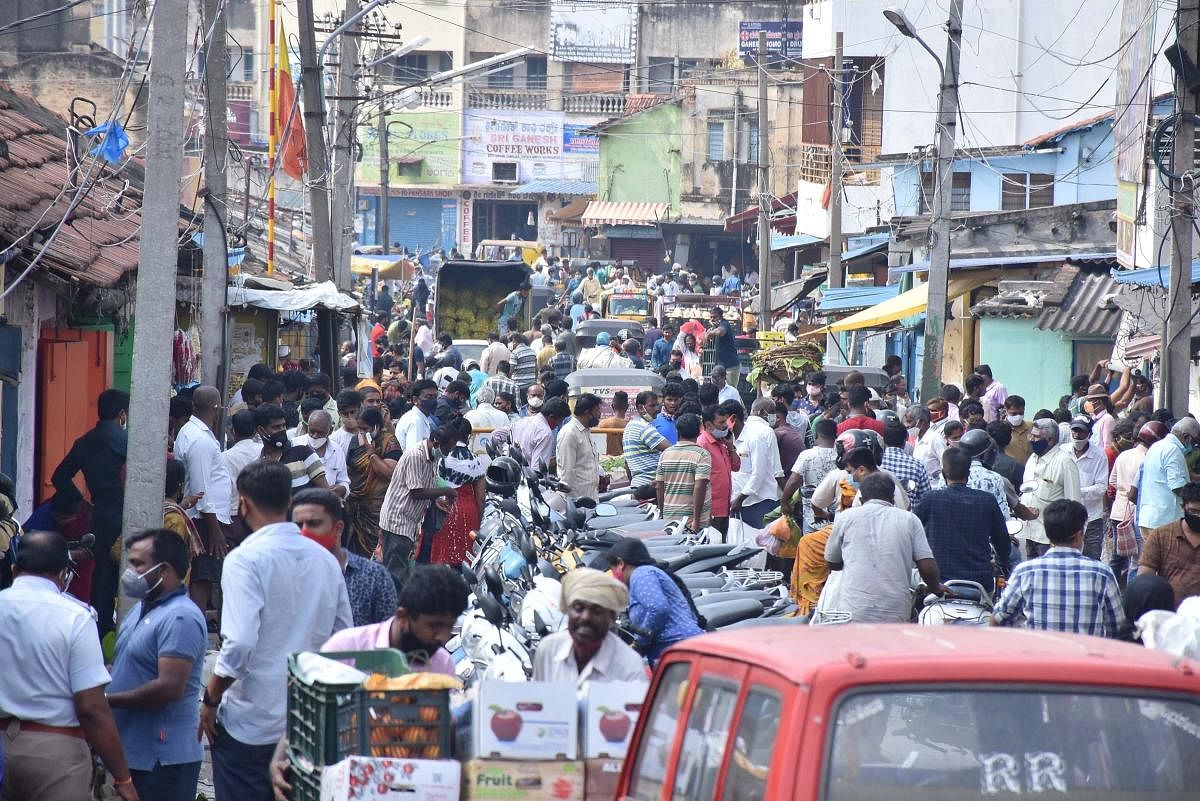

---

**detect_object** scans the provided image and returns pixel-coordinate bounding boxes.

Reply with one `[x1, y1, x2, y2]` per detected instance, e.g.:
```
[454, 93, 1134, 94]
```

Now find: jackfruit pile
[436, 278, 512, 339]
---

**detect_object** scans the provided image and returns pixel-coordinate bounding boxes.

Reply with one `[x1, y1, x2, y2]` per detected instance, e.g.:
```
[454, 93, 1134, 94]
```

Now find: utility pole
[919, 0, 964, 404]
[201, 0, 228, 394]
[379, 113, 391, 255]
[828, 32, 844, 289]
[756, 30, 771, 332]
[1166, 5, 1198, 414]
[296, 0, 340, 381]
[121, 0, 188, 597]
[329, 0, 360, 291]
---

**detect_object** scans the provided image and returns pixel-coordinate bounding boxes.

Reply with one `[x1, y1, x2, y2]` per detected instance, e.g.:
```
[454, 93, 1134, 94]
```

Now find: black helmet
[877, 409, 900, 426]
[958, 428, 997, 467]
[485, 456, 522, 495]
[835, 429, 883, 469]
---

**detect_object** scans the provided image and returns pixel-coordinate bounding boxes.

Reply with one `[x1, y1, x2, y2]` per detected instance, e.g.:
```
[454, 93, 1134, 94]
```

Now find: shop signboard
[737, 20, 802, 58]
[356, 110, 462, 186]
[463, 110, 599, 185]
[548, 0, 637, 64]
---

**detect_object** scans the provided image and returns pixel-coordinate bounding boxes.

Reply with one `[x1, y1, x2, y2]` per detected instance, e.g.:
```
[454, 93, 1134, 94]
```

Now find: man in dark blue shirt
[651, 323, 675, 370]
[705, 308, 739, 377]
[912, 447, 1010, 593]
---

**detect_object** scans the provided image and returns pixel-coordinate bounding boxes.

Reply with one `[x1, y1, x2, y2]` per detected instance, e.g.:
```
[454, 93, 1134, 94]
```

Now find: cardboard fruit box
[582, 681, 647, 759]
[585, 758, 623, 801]
[319, 757, 461, 801]
[472, 680, 578, 760]
[463, 759, 584, 801]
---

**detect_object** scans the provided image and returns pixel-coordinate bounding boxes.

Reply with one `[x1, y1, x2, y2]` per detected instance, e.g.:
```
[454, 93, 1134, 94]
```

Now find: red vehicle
[617, 625, 1200, 801]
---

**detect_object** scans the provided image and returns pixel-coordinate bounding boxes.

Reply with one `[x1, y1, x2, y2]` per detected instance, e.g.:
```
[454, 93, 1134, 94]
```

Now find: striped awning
[581, 201, 670, 227]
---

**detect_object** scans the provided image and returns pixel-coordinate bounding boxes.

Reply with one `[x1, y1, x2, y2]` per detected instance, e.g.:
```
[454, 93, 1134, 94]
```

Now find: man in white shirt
[329, 389, 362, 458]
[905, 401, 947, 481]
[509, 398, 569, 471]
[0, 531, 138, 800]
[480, 331, 513, 376]
[1063, 416, 1112, 560]
[724, 398, 784, 528]
[200, 461, 351, 801]
[711, 366, 741, 405]
[173, 385, 232, 615]
[557, 394, 608, 503]
[394, 379, 438, 451]
[464, 387, 511, 455]
[294, 410, 350, 498]
[533, 568, 646, 687]
[1021, 418, 1081, 558]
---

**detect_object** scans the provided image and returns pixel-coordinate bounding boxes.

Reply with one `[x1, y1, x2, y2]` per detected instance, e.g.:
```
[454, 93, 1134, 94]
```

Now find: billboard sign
[549, 0, 637, 64]
[738, 20, 802, 58]
[563, 124, 599, 155]
[356, 110, 462, 186]
[463, 110, 599, 185]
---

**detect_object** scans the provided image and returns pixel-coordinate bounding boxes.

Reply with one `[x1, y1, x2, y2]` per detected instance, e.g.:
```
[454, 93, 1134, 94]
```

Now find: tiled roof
[623, 93, 672, 115]
[0, 83, 152, 286]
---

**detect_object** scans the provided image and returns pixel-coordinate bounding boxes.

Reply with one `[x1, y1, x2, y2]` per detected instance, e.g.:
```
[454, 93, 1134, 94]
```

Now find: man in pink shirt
[698, 404, 741, 537]
[321, 564, 470, 674]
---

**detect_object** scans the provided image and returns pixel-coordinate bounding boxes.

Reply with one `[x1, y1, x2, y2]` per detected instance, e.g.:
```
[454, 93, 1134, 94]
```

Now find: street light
[355, 34, 431, 77]
[883, 1, 963, 403]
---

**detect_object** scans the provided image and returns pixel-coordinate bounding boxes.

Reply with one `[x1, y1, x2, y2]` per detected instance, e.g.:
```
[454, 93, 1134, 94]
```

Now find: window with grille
[648, 58, 674, 92]
[746, 120, 759, 163]
[1001, 173, 1055, 210]
[919, 171, 972, 213]
[707, 120, 725, 161]
[526, 56, 547, 90]
[392, 53, 429, 83]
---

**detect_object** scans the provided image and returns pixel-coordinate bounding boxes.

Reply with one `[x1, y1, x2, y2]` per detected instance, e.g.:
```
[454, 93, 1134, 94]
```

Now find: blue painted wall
[977, 318, 1073, 412]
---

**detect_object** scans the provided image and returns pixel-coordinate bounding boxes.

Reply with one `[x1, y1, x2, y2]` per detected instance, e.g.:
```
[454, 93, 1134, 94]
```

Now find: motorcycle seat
[700, 598, 767, 628]
[694, 590, 775, 607]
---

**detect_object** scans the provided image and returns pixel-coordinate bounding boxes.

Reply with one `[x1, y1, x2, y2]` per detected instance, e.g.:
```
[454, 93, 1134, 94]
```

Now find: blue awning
[510, 178, 597, 196]
[191, 232, 246, 268]
[842, 239, 889, 262]
[770, 233, 823, 252]
[892, 250, 1116, 275]
[817, 284, 902, 314]
[1111, 261, 1200, 287]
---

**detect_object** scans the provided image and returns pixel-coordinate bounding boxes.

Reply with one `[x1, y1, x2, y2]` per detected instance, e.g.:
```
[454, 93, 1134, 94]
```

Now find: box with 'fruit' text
[463, 759, 583, 801]
[584, 758, 623, 801]
[583, 681, 647, 759]
[319, 757, 461, 801]
[474, 681, 578, 760]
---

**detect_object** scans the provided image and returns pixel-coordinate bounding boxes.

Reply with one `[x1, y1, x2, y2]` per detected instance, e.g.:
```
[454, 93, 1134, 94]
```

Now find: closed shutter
[610, 236, 663, 267]
[388, 197, 445, 252]
[0, 325, 20, 479]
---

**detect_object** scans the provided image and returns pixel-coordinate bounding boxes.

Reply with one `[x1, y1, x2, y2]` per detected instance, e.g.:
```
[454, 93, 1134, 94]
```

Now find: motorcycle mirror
[555, 482, 571, 493]
[518, 532, 538, 565]
[477, 592, 506, 628]
[500, 497, 521, 517]
[482, 566, 505, 599]
[509, 443, 527, 466]
[77, 533, 96, 550]
[460, 565, 478, 585]
[594, 502, 617, 516]
[485, 439, 498, 459]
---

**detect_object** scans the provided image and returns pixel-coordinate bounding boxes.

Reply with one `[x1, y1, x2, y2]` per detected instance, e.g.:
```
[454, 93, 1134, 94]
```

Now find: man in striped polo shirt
[622, 391, 669, 498]
[655, 413, 712, 531]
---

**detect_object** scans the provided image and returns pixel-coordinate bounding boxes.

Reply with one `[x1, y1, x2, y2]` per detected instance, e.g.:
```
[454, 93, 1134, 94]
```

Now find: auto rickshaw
[573, 318, 646, 349]
[600, 289, 652, 324]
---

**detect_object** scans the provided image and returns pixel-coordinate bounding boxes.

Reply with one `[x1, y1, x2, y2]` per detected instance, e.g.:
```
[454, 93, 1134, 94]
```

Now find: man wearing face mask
[254, 404, 330, 493]
[1020, 419, 1081, 558]
[394, 379, 438, 452]
[556, 393, 608, 503]
[377, 426, 459, 594]
[107, 529, 206, 801]
[293, 410, 349, 498]
[622, 391, 670, 495]
[1137, 417, 1200, 533]
[1064, 416, 1110, 560]
[698, 404, 740, 536]
[906, 402, 947, 482]
[51, 388, 129, 637]
[1002, 395, 1032, 465]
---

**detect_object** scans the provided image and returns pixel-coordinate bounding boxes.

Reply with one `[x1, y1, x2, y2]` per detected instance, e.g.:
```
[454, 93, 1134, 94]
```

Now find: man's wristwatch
[202, 689, 220, 709]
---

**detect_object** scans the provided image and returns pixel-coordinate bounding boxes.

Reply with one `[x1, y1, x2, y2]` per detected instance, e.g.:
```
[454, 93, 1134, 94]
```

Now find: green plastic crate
[286, 649, 411, 766]
[287, 750, 322, 801]
[343, 686, 454, 760]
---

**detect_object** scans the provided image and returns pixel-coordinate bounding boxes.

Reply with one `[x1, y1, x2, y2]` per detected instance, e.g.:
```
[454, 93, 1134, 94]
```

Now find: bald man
[294, 410, 350, 498]
[173, 385, 233, 614]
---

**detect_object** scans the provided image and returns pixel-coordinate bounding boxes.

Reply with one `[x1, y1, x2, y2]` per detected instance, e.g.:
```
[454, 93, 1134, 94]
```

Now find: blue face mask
[845, 472, 860, 489]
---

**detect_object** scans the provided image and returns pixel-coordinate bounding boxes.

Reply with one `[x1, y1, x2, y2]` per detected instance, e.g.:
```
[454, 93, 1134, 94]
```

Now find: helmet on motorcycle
[957, 428, 997, 468]
[1138, 420, 1168, 447]
[485, 456, 522, 495]
[835, 429, 883, 470]
[877, 409, 900, 426]
[616, 328, 631, 342]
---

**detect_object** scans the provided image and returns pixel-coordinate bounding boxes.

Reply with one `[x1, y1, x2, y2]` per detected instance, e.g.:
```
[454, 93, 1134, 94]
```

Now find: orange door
[37, 340, 91, 504]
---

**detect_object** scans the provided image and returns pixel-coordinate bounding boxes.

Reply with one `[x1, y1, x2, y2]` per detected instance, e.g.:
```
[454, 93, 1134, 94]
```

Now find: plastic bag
[1114, 513, 1138, 557]
[1138, 596, 1200, 658]
[756, 515, 801, 558]
[728, 516, 767, 569]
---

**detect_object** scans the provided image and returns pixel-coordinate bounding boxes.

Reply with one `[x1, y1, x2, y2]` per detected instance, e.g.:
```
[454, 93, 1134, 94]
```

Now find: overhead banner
[548, 0, 637, 64]
[738, 20, 802, 58]
[356, 110, 462, 186]
[463, 110, 600, 185]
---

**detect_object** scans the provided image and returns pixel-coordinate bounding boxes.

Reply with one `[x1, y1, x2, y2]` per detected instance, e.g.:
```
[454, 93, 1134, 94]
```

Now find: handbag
[1114, 510, 1138, 557]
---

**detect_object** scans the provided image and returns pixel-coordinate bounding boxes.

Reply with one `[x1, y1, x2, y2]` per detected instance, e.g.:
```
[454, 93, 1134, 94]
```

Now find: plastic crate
[287, 649, 411, 766]
[342, 686, 454, 760]
[289, 753, 323, 801]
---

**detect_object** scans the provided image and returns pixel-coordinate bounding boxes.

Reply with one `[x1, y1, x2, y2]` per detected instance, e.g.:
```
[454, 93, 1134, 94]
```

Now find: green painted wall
[977, 318, 1072, 412]
[598, 103, 683, 217]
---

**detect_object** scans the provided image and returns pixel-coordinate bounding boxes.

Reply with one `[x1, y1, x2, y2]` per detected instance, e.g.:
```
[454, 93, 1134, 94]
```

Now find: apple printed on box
[476, 681, 578, 760]
[319, 756, 462, 801]
[583, 681, 648, 759]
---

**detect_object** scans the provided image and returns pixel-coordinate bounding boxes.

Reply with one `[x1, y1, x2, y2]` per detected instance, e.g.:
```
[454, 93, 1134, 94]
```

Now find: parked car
[618, 625, 1200, 801]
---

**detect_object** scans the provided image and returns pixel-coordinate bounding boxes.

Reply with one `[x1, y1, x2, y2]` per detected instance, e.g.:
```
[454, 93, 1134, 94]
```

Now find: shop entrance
[473, 199, 538, 242]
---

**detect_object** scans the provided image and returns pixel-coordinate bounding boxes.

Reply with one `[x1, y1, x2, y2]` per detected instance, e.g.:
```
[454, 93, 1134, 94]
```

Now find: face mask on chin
[710, 426, 729, 439]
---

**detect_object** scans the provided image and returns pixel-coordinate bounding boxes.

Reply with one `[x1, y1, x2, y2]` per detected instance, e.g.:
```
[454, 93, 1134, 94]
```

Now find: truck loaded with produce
[435, 260, 532, 341]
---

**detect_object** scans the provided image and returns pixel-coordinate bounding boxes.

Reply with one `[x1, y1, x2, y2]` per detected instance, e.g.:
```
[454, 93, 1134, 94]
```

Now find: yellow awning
[827, 273, 995, 332]
[351, 255, 413, 280]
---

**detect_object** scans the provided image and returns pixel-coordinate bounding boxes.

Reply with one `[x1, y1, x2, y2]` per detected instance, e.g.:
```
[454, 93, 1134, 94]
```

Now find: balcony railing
[467, 87, 549, 111]
[564, 93, 625, 115]
[796, 142, 882, 185]
[415, 87, 454, 108]
[228, 82, 254, 101]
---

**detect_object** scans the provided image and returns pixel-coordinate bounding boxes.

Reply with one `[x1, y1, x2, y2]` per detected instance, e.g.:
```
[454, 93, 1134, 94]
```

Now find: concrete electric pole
[121, 0, 189, 574]
[329, 0, 361, 292]
[756, 30, 771, 332]
[1166, 4, 1197, 414]
[201, 0, 228, 394]
[379, 113, 391, 256]
[828, 32, 844, 290]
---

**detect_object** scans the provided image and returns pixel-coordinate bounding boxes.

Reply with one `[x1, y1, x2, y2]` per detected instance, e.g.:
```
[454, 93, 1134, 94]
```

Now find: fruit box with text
[473, 681, 578, 760]
[463, 759, 584, 801]
[583, 681, 647, 759]
[584, 758, 623, 801]
[319, 757, 461, 801]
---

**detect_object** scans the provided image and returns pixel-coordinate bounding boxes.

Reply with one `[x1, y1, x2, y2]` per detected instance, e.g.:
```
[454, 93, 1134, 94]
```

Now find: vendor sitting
[533, 567, 647, 687]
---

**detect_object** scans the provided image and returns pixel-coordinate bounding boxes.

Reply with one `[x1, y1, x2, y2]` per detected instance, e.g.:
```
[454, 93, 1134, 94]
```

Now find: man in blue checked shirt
[991, 499, 1126, 638]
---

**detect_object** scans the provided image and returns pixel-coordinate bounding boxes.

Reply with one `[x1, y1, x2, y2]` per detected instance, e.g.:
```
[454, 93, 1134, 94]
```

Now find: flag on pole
[276, 22, 307, 181]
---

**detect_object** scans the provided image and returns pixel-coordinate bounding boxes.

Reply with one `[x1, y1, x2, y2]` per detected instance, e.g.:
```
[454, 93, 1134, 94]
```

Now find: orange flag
[276, 22, 307, 181]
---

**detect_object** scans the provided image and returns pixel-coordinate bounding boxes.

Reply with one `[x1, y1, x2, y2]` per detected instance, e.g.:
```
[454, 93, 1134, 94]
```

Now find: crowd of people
[0, 253, 1196, 800]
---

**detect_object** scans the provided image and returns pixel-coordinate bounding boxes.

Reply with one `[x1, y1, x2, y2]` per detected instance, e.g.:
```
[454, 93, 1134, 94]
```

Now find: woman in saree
[345, 406, 402, 557]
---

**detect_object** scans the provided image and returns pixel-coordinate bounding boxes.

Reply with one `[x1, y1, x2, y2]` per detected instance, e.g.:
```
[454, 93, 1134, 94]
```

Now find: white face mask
[527, 396, 544, 409]
[308, 436, 328, 450]
[1072, 437, 1089, 452]
[1006, 414, 1024, 427]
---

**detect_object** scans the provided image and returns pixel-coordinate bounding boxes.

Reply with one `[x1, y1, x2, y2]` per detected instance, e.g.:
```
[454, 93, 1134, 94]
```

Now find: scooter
[918, 580, 994, 626]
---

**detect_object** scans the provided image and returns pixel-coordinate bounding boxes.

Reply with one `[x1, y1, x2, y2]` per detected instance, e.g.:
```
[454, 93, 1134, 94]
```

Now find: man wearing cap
[1065, 415, 1111, 560]
[532, 568, 646, 687]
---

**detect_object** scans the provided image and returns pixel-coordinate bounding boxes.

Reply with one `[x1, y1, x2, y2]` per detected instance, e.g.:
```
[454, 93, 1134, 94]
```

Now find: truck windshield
[825, 688, 1200, 801]
[609, 296, 648, 315]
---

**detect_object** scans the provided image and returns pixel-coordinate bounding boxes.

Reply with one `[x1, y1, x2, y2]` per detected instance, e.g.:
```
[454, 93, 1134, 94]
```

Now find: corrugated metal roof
[770, 232, 822, 252]
[842, 238, 889, 262]
[893, 251, 1117, 275]
[1111, 261, 1200, 287]
[1035, 270, 1124, 337]
[0, 83, 152, 286]
[509, 178, 597, 196]
[817, 284, 901, 314]
[582, 201, 670, 226]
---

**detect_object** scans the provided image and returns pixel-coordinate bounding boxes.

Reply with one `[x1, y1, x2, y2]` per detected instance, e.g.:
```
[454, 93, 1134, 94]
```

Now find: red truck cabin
[616, 625, 1200, 801]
